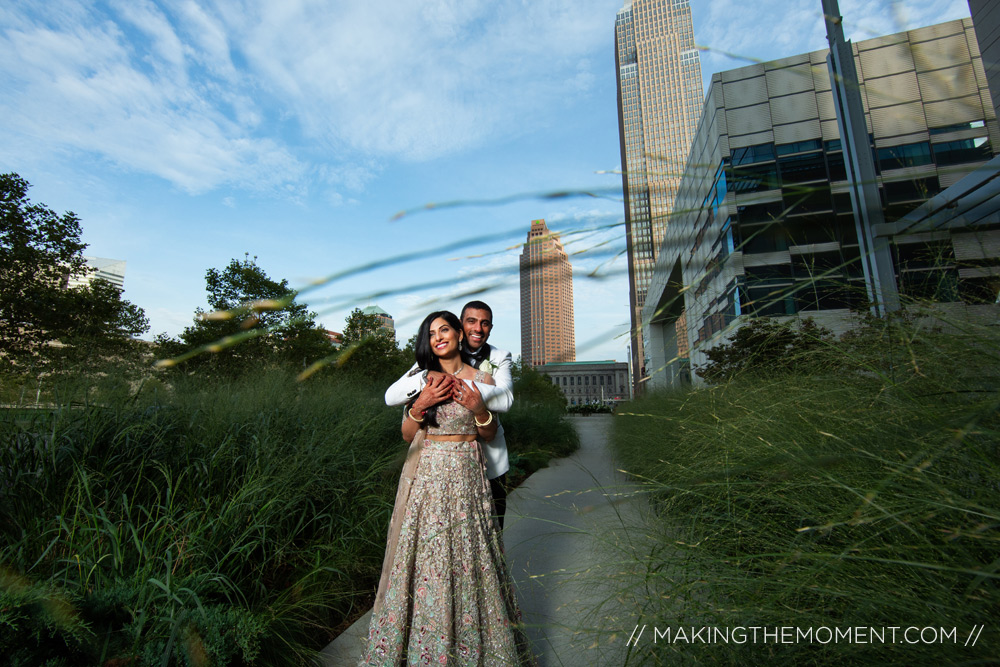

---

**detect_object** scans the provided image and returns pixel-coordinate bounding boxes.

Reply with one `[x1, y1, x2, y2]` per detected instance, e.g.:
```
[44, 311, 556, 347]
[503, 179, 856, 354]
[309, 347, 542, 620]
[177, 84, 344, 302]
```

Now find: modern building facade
[969, 0, 1000, 122]
[615, 0, 704, 390]
[66, 256, 127, 290]
[538, 361, 630, 406]
[643, 18, 1000, 388]
[519, 219, 575, 367]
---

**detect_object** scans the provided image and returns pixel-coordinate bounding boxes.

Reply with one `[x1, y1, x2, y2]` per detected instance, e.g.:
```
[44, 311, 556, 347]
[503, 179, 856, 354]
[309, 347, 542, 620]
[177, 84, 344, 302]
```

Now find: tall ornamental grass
[0, 371, 401, 666]
[613, 309, 999, 664]
[0, 367, 578, 665]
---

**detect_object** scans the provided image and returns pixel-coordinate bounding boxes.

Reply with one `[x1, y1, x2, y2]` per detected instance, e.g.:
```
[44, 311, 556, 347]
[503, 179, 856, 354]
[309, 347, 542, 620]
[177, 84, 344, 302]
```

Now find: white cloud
[228, 0, 615, 160]
[0, 0, 620, 195]
[0, 2, 309, 194]
[694, 0, 971, 88]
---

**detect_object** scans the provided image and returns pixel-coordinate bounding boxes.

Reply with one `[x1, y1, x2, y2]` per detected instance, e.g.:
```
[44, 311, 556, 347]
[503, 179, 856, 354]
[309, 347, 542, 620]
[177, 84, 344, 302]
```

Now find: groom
[384, 300, 514, 527]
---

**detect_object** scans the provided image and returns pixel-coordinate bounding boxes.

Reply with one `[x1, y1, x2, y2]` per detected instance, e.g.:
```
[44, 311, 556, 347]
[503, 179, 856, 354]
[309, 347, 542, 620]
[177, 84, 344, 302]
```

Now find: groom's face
[461, 308, 492, 351]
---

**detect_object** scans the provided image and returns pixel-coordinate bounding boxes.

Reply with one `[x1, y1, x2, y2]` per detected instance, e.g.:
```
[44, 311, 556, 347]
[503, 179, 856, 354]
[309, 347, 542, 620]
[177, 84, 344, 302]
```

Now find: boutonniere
[479, 360, 496, 375]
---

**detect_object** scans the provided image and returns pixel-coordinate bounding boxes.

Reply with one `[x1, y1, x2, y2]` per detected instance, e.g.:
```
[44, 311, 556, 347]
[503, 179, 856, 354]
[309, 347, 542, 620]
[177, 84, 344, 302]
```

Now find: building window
[929, 120, 985, 134]
[933, 138, 992, 166]
[776, 139, 823, 156]
[728, 162, 779, 193]
[731, 142, 775, 165]
[882, 177, 940, 205]
[877, 142, 932, 171]
[778, 151, 827, 184]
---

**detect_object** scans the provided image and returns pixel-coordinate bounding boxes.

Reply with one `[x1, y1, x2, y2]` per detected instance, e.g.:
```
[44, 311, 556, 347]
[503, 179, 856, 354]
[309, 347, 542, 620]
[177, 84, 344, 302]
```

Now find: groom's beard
[462, 341, 490, 368]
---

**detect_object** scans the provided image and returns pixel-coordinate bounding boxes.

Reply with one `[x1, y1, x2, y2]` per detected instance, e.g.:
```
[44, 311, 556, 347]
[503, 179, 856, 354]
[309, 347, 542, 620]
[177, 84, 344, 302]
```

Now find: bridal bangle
[408, 408, 426, 423]
[474, 410, 493, 427]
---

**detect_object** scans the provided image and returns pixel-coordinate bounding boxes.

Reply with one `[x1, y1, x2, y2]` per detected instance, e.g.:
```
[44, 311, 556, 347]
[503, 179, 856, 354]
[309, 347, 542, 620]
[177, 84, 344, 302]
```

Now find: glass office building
[615, 0, 705, 390]
[642, 18, 1000, 387]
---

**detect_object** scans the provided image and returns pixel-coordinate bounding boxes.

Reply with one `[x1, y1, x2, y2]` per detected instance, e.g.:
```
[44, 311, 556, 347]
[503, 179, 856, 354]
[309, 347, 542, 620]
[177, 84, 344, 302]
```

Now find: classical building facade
[615, 0, 704, 389]
[519, 219, 575, 367]
[537, 361, 630, 406]
[643, 18, 1000, 388]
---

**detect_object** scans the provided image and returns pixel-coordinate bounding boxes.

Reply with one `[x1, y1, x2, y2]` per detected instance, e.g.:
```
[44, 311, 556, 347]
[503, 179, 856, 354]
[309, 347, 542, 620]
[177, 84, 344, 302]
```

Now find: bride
[359, 310, 535, 666]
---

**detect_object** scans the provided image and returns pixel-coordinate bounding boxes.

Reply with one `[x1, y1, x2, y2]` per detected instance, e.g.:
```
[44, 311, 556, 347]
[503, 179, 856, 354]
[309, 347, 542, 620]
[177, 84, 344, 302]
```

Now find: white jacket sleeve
[384, 362, 426, 407]
[475, 349, 513, 412]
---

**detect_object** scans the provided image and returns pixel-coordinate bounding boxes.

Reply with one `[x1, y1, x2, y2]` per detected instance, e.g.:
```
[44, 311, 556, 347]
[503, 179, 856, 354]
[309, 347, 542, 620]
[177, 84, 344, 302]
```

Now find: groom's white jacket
[384, 346, 513, 480]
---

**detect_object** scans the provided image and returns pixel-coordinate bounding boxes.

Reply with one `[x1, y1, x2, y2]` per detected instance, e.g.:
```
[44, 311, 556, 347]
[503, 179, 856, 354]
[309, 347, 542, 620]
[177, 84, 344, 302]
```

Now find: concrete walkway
[320, 414, 651, 666]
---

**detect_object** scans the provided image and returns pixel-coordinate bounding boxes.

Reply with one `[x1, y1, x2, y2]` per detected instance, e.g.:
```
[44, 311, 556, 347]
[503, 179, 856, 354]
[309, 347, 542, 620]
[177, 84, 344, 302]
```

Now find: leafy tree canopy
[336, 308, 409, 381]
[512, 358, 567, 410]
[163, 254, 332, 375]
[1, 172, 149, 371]
[695, 317, 834, 383]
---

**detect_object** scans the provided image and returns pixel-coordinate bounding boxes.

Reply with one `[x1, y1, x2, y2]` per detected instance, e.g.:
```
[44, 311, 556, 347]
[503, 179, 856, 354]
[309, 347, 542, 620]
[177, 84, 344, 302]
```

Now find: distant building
[361, 305, 395, 335]
[326, 330, 343, 347]
[642, 18, 1000, 389]
[616, 0, 705, 389]
[66, 256, 126, 290]
[519, 219, 575, 367]
[538, 361, 630, 406]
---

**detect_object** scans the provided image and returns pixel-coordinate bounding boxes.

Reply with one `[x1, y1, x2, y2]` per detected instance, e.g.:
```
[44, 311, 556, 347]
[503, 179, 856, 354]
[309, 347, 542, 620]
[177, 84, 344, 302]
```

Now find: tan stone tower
[519, 219, 575, 367]
[616, 0, 704, 388]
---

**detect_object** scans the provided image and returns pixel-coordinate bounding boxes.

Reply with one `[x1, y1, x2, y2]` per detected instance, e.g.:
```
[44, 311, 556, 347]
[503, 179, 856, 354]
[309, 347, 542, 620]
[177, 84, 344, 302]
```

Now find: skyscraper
[615, 0, 704, 389]
[519, 219, 575, 367]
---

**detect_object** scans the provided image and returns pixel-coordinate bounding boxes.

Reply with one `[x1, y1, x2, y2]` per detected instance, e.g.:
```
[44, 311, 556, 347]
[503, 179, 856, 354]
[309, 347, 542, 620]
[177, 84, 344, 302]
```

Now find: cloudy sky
[0, 0, 972, 363]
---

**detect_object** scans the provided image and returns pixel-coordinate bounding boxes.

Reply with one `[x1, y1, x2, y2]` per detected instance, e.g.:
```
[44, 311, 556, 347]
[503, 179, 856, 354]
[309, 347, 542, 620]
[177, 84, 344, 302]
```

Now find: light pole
[822, 0, 900, 316]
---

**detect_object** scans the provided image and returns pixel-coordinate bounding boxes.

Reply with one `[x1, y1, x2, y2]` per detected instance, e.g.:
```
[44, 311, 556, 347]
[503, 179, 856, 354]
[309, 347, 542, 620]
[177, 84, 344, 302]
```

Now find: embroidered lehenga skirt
[359, 434, 535, 666]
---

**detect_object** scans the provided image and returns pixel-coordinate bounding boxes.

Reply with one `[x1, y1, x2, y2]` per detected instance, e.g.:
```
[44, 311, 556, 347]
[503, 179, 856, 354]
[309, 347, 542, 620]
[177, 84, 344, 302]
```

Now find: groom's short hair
[461, 300, 493, 320]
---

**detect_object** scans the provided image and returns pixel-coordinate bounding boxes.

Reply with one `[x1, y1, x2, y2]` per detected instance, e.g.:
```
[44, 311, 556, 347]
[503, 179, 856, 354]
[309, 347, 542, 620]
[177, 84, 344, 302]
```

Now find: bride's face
[429, 317, 462, 357]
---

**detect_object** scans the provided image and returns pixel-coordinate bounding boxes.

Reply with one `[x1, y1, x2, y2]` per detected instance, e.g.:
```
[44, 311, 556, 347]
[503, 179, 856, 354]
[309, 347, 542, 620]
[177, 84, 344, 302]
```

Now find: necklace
[451, 363, 464, 376]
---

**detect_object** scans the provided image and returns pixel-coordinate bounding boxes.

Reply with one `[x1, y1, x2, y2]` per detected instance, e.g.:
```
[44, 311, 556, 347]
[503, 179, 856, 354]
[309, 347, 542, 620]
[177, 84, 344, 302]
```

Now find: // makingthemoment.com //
[625, 625, 985, 647]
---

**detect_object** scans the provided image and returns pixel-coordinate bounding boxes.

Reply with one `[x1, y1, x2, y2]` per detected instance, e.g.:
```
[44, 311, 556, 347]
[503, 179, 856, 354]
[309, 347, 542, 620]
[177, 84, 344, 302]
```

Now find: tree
[0, 173, 149, 371]
[59, 278, 150, 365]
[336, 308, 409, 380]
[166, 254, 332, 374]
[511, 358, 567, 410]
[695, 317, 834, 383]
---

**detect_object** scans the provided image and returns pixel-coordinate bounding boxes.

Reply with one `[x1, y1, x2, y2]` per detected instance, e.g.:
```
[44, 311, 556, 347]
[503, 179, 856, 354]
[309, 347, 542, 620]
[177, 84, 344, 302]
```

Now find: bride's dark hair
[412, 311, 472, 427]
[414, 310, 471, 371]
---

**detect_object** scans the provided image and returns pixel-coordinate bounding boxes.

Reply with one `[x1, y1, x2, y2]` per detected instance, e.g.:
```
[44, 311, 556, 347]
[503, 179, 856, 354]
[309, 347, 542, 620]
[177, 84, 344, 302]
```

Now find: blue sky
[0, 0, 972, 363]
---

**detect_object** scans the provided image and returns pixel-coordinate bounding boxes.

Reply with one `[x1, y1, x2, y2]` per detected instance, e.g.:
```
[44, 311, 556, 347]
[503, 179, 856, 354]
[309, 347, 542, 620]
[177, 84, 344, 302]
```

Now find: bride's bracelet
[408, 407, 426, 423]
[474, 410, 493, 427]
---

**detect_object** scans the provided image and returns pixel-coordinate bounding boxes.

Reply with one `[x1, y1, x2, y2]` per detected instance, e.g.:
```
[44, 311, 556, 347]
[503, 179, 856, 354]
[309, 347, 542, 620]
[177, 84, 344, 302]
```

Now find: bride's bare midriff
[426, 434, 478, 442]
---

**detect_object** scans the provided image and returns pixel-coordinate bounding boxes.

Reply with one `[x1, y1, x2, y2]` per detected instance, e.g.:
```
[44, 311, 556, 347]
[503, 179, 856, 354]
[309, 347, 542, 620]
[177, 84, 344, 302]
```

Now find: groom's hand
[426, 371, 457, 392]
[413, 372, 453, 411]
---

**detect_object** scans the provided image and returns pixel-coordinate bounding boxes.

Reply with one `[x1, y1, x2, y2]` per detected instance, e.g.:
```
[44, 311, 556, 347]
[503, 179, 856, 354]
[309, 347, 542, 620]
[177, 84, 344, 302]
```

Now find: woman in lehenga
[360, 310, 535, 666]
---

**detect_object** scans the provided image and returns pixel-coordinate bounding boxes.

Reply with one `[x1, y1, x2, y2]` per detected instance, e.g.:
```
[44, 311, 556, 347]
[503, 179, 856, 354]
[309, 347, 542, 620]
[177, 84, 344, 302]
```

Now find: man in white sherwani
[385, 300, 514, 527]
